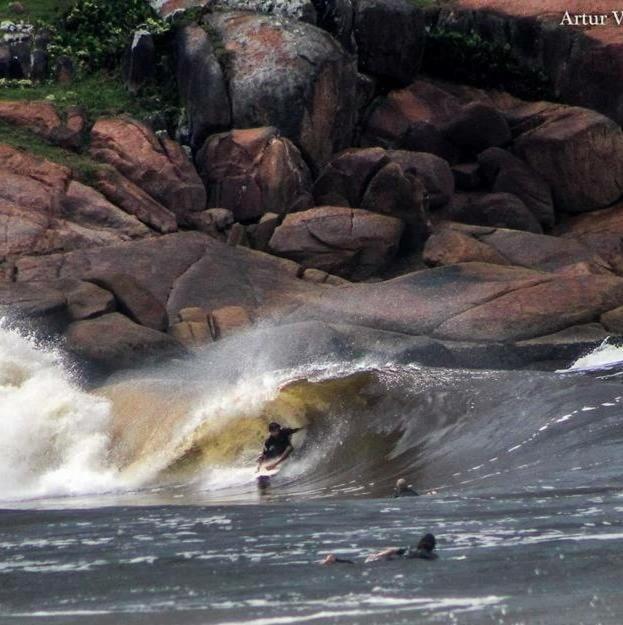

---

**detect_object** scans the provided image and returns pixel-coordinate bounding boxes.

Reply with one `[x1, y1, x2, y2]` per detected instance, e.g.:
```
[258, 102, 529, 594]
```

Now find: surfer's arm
[265, 444, 293, 470]
[364, 547, 403, 562]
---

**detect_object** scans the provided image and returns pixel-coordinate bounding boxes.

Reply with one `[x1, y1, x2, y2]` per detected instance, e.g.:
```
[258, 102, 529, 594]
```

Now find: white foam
[562, 339, 623, 372]
[0, 325, 120, 502]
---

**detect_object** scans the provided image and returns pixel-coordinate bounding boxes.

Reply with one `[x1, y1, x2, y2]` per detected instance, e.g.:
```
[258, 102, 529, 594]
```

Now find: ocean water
[2, 325, 623, 624]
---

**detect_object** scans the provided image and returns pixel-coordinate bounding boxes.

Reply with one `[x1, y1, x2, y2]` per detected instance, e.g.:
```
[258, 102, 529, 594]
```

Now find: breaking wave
[2, 324, 623, 504]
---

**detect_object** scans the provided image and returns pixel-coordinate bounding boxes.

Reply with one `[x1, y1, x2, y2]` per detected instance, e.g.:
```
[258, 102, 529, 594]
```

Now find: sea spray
[0, 324, 118, 501]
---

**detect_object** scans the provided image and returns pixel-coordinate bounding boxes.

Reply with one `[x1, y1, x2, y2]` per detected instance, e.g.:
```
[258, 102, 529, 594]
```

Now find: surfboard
[256, 462, 280, 487]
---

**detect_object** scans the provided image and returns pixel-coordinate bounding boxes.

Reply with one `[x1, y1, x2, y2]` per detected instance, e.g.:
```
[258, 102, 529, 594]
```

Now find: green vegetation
[0, 0, 179, 125]
[422, 28, 555, 101]
[48, 0, 169, 73]
[0, 119, 108, 184]
[0, 0, 73, 22]
[0, 73, 150, 119]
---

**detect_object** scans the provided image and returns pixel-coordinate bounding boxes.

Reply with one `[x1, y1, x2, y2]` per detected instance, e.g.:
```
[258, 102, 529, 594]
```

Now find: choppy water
[2, 325, 623, 624]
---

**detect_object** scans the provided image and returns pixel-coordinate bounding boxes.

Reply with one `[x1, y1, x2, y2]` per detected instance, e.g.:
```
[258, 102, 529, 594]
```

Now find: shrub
[423, 28, 554, 101]
[47, 0, 169, 74]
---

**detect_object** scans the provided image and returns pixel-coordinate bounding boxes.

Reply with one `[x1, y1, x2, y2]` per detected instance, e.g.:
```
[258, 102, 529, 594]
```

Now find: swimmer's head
[396, 478, 408, 491]
[268, 422, 281, 435]
[417, 533, 436, 552]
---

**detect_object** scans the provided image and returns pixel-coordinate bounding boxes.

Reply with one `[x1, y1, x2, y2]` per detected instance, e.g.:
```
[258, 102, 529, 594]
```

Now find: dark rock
[65, 312, 185, 374]
[123, 30, 155, 94]
[175, 25, 231, 151]
[269, 206, 404, 279]
[197, 127, 313, 221]
[312, 0, 356, 51]
[361, 80, 461, 148]
[205, 11, 358, 166]
[354, 0, 426, 85]
[449, 192, 542, 233]
[360, 161, 427, 239]
[93, 168, 178, 234]
[61, 181, 150, 239]
[442, 102, 511, 154]
[423, 227, 509, 267]
[386, 150, 454, 209]
[478, 147, 554, 227]
[66, 281, 116, 320]
[54, 55, 74, 84]
[513, 105, 623, 214]
[30, 48, 48, 82]
[88, 273, 169, 331]
[398, 121, 458, 162]
[90, 117, 206, 219]
[314, 147, 388, 207]
[247, 213, 280, 252]
[601, 307, 623, 334]
[452, 163, 481, 190]
[513, 324, 611, 364]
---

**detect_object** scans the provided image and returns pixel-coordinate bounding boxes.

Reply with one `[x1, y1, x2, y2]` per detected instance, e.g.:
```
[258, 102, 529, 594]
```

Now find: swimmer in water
[392, 478, 419, 497]
[365, 533, 438, 562]
[320, 534, 437, 564]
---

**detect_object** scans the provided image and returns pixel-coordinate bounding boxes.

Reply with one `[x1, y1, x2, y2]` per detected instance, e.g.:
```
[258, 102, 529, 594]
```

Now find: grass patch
[0, 119, 108, 184]
[0, 0, 73, 22]
[0, 72, 174, 122]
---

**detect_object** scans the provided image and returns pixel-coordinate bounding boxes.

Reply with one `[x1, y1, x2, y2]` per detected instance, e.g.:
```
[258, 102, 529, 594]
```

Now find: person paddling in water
[257, 422, 303, 471]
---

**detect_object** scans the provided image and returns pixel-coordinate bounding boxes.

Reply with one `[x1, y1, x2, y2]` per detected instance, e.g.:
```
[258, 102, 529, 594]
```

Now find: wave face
[3, 324, 623, 504]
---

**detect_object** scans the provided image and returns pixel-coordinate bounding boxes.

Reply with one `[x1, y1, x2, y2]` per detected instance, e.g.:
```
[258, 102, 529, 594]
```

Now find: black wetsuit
[262, 427, 299, 460]
[392, 487, 419, 498]
[397, 547, 438, 560]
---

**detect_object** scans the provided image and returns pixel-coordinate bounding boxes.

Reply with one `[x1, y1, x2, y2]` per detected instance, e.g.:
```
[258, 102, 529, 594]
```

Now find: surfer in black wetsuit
[365, 533, 438, 562]
[392, 478, 419, 498]
[257, 422, 302, 471]
[321, 534, 438, 565]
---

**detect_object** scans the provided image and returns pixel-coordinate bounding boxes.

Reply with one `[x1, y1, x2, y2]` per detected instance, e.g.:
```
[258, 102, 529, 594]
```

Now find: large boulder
[361, 162, 426, 225]
[434, 273, 623, 342]
[283, 262, 623, 342]
[90, 117, 206, 218]
[0, 144, 71, 213]
[196, 127, 313, 221]
[87, 273, 168, 331]
[268, 206, 403, 279]
[123, 30, 155, 94]
[385, 150, 454, 208]
[353, 0, 426, 85]
[442, 102, 511, 154]
[361, 81, 461, 148]
[478, 147, 554, 227]
[204, 11, 358, 166]
[175, 25, 231, 151]
[476, 227, 611, 274]
[513, 106, 623, 213]
[448, 192, 542, 233]
[313, 147, 389, 208]
[61, 181, 151, 239]
[312, 0, 355, 51]
[92, 168, 178, 234]
[65, 281, 116, 321]
[64, 312, 185, 374]
[423, 227, 509, 267]
[14, 232, 324, 325]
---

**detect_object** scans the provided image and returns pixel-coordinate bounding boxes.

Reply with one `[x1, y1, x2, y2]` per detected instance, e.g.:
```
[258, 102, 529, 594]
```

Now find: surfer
[365, 533, 438, 562]
[392, 478, 419, 497]
[257, 422, 303, 471]
[320, 534, 438, 565]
